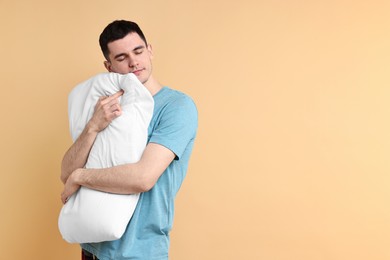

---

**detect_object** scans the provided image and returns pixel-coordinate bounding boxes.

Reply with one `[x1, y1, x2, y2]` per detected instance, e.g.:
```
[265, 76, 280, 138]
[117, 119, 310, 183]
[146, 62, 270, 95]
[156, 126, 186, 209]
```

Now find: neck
[143, 75, 163, 96]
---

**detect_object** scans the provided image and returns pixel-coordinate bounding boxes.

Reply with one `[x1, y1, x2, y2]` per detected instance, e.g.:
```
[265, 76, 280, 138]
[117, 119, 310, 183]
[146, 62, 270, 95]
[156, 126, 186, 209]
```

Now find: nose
[128, 55, 139, 68]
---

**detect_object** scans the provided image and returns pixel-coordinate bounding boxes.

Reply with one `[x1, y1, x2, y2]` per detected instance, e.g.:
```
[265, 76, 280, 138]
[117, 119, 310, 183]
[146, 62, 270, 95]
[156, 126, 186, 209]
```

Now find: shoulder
[151, 87, 198, 133]
[149, 88, 198, 158]
[156, 87, 197, 115]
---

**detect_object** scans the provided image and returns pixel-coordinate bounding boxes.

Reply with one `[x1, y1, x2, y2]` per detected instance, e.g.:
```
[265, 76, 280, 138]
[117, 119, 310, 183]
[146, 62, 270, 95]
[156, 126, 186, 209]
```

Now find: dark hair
[99, 20, 148, 60]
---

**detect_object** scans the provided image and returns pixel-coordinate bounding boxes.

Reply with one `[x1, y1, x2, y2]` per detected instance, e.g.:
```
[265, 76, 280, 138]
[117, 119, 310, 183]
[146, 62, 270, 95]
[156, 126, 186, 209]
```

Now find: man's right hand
[61, 89, 124, 184]
[87, 89, 124, 133]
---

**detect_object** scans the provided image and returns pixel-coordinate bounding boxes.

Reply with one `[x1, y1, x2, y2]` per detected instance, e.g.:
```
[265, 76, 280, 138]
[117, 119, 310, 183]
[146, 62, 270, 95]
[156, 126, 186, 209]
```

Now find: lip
[132, 69, 144, 76]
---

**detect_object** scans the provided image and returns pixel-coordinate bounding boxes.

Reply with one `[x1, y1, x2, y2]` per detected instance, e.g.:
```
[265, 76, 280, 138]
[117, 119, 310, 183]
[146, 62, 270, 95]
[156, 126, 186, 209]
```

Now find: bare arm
[60, 125, 98, 184]
[61, 143, 175, 203]
[60, 90, 124, 184]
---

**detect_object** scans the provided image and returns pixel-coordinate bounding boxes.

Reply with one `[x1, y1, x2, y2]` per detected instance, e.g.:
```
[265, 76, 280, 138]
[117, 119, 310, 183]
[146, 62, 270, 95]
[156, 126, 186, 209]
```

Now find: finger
[95, 96, 109, 110]
[111, 89, 124, 99]
[106, 105, 122, 120]
[112, 109, 123, 117]
[101, 102, 121, 117]
[105, 97, 121, 108]
[102, 89, 124, 104]
[98, 92, 123, 111]
[109, 102, 122, 112]
[103, 101, 123, 117]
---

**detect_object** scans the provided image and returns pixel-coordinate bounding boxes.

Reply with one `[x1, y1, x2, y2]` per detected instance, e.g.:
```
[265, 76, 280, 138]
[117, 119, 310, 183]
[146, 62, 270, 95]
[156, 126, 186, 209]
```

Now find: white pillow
[58, 72, 154, 243]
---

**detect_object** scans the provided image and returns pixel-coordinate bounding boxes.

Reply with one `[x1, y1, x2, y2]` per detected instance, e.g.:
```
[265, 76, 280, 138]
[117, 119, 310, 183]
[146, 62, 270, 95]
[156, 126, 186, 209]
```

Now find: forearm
[75, 163, 147, 194]
[60, 124, 98, 184]
[61, 143, 175, 203]
[61, 163, 146, 203]
[68, 143, 174, 193]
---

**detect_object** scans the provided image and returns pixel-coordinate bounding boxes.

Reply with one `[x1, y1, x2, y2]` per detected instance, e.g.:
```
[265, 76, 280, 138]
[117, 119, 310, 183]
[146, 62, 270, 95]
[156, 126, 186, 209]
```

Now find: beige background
[1, 0, 389, 259]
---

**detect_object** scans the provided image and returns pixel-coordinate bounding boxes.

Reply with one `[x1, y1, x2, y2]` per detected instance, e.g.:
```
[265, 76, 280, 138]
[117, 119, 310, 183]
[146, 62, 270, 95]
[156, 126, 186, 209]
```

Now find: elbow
[60, 170, 67, 184]
[137, 179, 155, 193]
[60, 175, 65, 184]
[121, 161, 164, 193]
[60, 161, 69, 184]
[136, 173, 158, 193]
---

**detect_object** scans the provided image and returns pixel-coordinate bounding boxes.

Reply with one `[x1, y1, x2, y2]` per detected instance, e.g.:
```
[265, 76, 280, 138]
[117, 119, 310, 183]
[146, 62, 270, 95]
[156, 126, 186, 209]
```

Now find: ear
[104, 60, 112, 72]
[147, 44, 154, 59]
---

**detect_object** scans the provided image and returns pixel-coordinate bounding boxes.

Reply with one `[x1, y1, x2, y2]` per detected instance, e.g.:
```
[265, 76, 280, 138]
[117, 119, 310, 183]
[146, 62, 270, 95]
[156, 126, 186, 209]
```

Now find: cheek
[111, 63, 132, 74]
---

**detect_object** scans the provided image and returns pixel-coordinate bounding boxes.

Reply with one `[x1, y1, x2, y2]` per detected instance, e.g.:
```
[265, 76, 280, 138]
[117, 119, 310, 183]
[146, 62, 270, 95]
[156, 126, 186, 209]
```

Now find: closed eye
[115, 54, 127, 62]
[133, 46, 144, 55]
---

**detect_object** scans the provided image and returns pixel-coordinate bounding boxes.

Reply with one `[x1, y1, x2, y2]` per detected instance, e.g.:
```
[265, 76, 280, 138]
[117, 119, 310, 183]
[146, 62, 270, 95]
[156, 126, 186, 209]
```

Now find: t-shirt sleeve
[148, 95, 198, 160]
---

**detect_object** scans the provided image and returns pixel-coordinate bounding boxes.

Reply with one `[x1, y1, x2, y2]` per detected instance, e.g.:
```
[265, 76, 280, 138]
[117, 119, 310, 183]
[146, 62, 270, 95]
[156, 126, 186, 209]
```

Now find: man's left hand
[61, 169, 82, 204]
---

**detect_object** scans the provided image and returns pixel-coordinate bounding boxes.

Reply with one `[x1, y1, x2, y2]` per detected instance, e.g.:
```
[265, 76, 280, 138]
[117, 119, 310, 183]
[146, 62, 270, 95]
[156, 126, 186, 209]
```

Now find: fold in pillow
[58, 73, 154, 243]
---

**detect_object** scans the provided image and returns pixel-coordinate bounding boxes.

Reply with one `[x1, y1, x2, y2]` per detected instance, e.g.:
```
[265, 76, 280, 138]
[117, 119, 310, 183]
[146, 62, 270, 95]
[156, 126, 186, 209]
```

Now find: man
[61, 20, 198, 260]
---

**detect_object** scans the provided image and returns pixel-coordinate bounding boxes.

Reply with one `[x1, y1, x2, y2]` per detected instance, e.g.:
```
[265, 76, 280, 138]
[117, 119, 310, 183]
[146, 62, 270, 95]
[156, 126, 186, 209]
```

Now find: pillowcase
[58, 72, 154, 243]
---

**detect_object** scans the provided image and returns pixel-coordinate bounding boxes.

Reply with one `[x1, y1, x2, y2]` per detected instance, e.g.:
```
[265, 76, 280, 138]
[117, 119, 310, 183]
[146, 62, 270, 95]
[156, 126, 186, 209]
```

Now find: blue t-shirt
[82, 87, 198, 260]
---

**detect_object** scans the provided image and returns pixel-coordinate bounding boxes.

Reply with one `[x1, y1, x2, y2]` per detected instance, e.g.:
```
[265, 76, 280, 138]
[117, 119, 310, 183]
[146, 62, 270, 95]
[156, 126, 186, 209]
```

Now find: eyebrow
[133, 45, 144, 52]
[113, 45, 145, 60]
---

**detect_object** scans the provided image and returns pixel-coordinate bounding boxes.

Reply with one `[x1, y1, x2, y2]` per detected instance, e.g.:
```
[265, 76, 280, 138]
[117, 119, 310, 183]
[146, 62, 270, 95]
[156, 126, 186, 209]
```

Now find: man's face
[104, 32, 153, 85]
